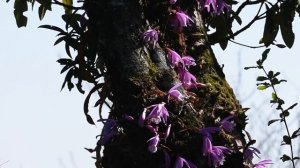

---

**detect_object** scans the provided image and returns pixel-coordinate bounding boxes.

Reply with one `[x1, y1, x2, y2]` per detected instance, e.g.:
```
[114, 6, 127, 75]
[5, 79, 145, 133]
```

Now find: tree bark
[86, 1, 246, 167]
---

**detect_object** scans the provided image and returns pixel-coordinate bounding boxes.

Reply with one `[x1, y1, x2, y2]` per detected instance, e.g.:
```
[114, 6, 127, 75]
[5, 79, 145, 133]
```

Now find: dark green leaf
[57, 58, 72, 65]
[260, 5, 279, 47]
[293, 157, 300, 160]
[76, 79, 85, 94]
[271, 78, 279, 85]
[256, 59, 262, 66]
[13, 0, 28, 27]
[268, 119, 280, 126]
[60, 65, 72, 74]
[219, 40, 228, 50]
[38, 5, 47, 20]
[268, 71, 274, 78]
[273, 72, 280, 78]
[280, 21, 295, 48]
[275, 44, 286, 48]
[262, 48, 271, 63]
[282, 135, 291, 145]
[62, 14, 82, 33]
[244, 66, 257, 70]
[208, 15, 233, 45]
[245, 139, 256, 149]
[231, 11, 242, 25]
[65, 43, 72, 58]
[279, 1, 296, 48]
[280, 154, 291, 162]
[61, 68, 74, 91]
[39, 25, 65, 33]
[84, 83, 104, 125]
[84, 148, 95, 153]
[278, 98, 285, 106]
[286, 103, 298, 111]
[36, 0, 52, 10]
[256, 76, 268, 81]
[291, 128, 300, 139]
[54, 36, 67, 46]
[63, 35, 79, 49]
[67, 79, 74, 91]
[279, 79, 287, 83]
[280, 111, 289, 118]
[14, 10, 27, 27]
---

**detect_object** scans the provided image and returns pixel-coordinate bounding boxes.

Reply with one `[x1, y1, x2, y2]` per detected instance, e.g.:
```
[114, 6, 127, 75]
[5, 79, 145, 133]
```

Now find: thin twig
[235, 0, 265, 16]
[229, 39, 265, 49]
[211, 1, 265, 45]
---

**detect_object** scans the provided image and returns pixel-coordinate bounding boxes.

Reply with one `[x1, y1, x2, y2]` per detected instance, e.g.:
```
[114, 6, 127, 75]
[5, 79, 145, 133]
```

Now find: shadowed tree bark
[85, 0, 247, 167]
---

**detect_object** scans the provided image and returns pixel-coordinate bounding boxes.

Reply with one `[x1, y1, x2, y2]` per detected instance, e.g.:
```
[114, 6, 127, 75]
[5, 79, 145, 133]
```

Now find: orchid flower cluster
[98, 2, 273, 168]
[244, 146, 273, 168]
[198, 0, 231, 15]
[169, 0, 231, 15]
[166, 48, 206, 91]
[139, 103, 171, 153]
[143, 10, 193, 46]
[199, 119, 233, 167]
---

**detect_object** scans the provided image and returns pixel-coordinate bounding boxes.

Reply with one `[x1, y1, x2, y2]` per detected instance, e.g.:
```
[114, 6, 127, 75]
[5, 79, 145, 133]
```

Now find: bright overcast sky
[1, 1, 299, 168]
[0, 2, 98, 168]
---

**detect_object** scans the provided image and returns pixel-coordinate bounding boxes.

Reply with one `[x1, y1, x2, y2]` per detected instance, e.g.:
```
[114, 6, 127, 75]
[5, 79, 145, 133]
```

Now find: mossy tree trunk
[86, 0, 247, 167]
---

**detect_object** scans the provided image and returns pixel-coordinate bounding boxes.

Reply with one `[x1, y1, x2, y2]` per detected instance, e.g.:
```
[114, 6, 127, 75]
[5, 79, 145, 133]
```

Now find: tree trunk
[86, 1, 246, 167]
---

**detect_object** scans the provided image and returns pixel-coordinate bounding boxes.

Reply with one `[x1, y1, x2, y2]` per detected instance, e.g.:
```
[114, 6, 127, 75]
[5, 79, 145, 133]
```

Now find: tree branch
[229, 39, 265, 49]
[52, 0, 84, 10]
[210, 1, 265, 45]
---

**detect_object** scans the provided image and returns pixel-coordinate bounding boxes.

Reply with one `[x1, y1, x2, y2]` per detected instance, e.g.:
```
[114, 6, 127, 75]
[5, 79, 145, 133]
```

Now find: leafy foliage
[245, 49, 299, 167]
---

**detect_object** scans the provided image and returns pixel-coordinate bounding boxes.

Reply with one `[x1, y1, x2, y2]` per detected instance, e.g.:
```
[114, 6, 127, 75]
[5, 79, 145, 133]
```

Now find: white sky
[0, 2, 98, 168]
[0, 1, 299, 168]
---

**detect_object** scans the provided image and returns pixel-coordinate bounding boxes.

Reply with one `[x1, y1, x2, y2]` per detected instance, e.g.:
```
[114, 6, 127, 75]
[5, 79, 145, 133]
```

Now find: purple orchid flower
[100, 119, 118, 145]
[147, 134, 160, 153]
[143, 29, 158, 49]
[182, 56, 196, 68]
[124, 114, 134, 121]
[254, 160, 273, 168]
[146, 102, 169, 124]
[170, 11, 194, 32]
[219, 115, 235, 132]
[199, 127, 221, 140]
[199, 0, 231, 15]
[178, 68, 206, 90]
[169, 0, 176, 4]
[139, 108, 147, 127]
[174, 156, 198, 168]
[164, 124, 171, 139]
[145, 124, 158, 134]
[168, 83, 184, 102]
[244, 146, 261, 164]
[175, 11, 193, 28]
[167, 48, 183, 67]
[203, 137, 231, 167]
